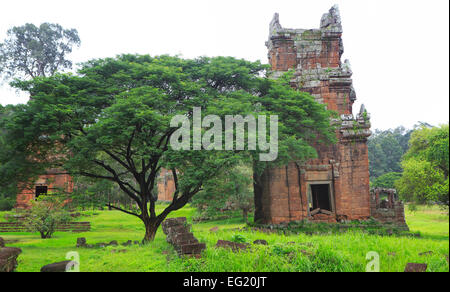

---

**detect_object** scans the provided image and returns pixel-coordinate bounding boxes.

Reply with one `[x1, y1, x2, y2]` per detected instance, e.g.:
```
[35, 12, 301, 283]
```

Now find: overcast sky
[0, 0, 448, 130]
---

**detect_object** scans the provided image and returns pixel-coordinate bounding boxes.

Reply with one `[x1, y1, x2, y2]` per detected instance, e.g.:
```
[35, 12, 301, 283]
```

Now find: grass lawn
[0, 204, 448, 272]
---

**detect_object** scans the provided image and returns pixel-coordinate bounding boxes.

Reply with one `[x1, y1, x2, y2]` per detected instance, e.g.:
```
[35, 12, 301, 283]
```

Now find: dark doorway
[310, 184, 332, 211]
[35, 186, 48, 198]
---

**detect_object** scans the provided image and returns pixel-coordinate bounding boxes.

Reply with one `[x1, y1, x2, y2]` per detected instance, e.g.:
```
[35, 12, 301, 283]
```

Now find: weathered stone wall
[258, 5, 372, 224]
[161, 217, 206, 257]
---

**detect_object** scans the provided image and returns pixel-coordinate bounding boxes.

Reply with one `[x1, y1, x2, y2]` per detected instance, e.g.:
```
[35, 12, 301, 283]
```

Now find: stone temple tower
[256, 5, 372, 224]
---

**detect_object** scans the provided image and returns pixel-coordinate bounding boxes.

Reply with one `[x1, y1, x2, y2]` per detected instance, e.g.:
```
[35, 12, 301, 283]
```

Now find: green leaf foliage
[371, 172, 402, 189]
[23, 196, 72, 239]
[0, 54, 334, 241]
[396, 125, 449, 206]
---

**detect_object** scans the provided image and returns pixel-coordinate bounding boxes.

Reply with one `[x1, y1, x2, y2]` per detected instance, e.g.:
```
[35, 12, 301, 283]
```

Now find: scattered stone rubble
[253, 239, 268, 245]
[76, 237, 139, 248]
[418, 251, 433, 257]
[161, 217, 206, 258]
[215, 240, 249, 252]
[0, 237, 22, 272]
[209, 226, 219, 233]
[404, 263, 427, 272]
[76, 237, 87, 248]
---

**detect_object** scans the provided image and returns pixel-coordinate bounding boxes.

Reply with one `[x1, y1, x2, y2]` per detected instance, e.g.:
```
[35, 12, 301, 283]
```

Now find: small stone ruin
[370, 188, 408, 229]
[0, 237, 22, 272]
[161, 217, 206, 258]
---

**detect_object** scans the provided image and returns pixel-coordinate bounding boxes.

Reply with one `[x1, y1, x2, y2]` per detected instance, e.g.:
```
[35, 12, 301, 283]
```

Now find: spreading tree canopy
[0, 54, 335, 242]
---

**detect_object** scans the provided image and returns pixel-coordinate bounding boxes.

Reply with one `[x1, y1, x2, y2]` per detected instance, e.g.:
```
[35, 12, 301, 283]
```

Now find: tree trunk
[40, 231, 52, 239]
[142, 218, 163, 243]
[243, 209, 248, 224]
[253, 169, 264, 224]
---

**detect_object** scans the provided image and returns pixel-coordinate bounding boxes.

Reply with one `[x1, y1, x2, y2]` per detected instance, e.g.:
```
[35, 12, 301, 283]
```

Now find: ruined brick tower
[16, 169, 73, 209]
[256, 5, 373, 224]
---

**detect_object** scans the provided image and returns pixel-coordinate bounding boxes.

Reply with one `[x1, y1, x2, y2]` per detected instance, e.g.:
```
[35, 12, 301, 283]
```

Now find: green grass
[405, 205, 449, 241]
[0, 204, 448, 272]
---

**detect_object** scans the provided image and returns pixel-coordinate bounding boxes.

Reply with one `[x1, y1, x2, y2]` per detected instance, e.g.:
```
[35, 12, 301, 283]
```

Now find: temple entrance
[35, 186, 48, 199]
[308, 183, 333, 212]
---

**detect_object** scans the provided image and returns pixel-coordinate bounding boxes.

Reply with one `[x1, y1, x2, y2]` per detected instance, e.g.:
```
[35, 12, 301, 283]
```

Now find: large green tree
[0, 104, 36, 198]
[0, 55, 334, 241]
[0, 23, 80, 80]
[396, 125, 449, 205]
[0, 22, 80, 197]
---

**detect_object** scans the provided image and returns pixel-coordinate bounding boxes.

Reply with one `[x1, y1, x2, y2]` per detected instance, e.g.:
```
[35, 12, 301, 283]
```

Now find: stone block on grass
[41, 260, 76, 272]
[76, 237, 87, 248]
[215, 240, 249, 252]
[177, 243, 206, 256]
[0, 247, 22, 272]
[170, 232, 199, 246]
[404, 263, 427, 272]
[162, 217, 187, 234]
[253, 239, 268, 245]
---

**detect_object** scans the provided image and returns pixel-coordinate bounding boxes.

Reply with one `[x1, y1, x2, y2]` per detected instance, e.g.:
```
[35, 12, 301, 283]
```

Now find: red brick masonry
[257, 6, 378, 225]
[16, 169, 73, 209]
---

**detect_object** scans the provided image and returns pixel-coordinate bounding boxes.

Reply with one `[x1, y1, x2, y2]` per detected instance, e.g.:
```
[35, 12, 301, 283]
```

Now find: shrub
[23, 196, 72, 239]
[408, 203, 418, 213]
[271, 244, 296, 256]
[231, 234, 247, 243]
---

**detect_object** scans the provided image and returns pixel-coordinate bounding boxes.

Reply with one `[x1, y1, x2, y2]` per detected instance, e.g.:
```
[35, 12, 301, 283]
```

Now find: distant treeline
[369, 126, 412, 179]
